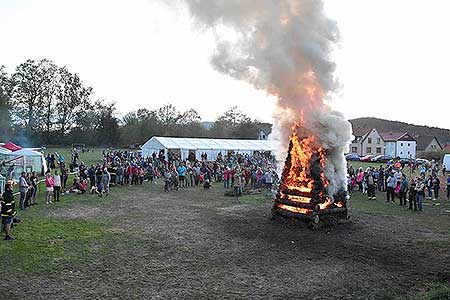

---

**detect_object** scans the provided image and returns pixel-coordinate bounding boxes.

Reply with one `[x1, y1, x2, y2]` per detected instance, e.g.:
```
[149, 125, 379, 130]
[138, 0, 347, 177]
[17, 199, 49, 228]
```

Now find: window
[352, 147, 358, 153]
[368, 138, 372, 144]
[400, 151, 403, 155]
[377, 138, 381, 144]
[408, 151, 410, 154]
[367, 147, 372, 153]
[400, 143, 403, 146]
[376, 147, 382, 154]
[408, 143, 410, 146]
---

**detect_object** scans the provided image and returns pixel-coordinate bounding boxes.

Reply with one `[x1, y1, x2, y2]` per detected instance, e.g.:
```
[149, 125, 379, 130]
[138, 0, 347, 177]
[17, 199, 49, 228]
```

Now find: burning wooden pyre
[272, 131, 350, 228]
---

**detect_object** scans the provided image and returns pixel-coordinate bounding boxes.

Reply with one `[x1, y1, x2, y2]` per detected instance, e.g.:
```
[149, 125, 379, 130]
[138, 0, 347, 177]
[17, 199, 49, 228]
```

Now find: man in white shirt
[53, 170, 62, 202]
[19, 172, 29, 210]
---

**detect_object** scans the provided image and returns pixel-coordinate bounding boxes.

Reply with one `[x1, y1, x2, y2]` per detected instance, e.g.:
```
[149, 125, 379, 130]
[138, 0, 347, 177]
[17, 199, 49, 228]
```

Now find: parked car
[360, 155, 375, 162]
[398, 158, 415, 167]
[345, 153, 360, 161]
[371, 155, 393, 163]
[416, 158, 431, 166]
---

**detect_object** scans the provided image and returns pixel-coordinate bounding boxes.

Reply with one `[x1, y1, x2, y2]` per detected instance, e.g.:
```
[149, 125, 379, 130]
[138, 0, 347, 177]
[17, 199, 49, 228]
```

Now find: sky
[1, 0, 449, 129]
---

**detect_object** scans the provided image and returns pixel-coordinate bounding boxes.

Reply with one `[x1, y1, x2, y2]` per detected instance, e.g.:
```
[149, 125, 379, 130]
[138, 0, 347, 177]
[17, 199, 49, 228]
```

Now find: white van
[443, 154, 450, 172]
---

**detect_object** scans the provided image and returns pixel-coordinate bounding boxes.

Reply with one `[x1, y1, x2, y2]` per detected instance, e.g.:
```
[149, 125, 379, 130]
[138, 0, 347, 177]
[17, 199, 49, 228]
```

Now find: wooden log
[273, 198, 314, 209]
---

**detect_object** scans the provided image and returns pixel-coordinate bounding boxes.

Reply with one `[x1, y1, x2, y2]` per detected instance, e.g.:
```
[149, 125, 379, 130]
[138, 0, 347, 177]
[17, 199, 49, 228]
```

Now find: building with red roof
[380, 132, 416, 159]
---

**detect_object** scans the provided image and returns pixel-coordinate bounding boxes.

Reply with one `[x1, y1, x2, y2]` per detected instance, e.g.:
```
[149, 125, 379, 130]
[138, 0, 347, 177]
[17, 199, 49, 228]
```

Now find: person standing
[30, 171, 38, 206]
[96, 167, 104, 195]
[116, 164, 124, 185]
[386, 173, 396, 203]
[45, 172, 54, 204]
[25, 173, 33, 208]
[356, 169, 364, 193]
[432, 175, 440, 200]
[234, 170, 242, 204]
[138, 167, 144, 185]
[177, 163, 187, 188]
[446, 174, 450, 201]
[102, 168, 111, 197]
[426, 175, 433, 200]
[366, 171, 376, 200]
[409, 178, 417, 211]
[415, 178, 425, 212]
[193, 164, 201, 186]
[377, 166, 385, 192]
[53, 170, 62, 202]
[399, 176, 409, 206]
[61, 166, 68, 191]
[265, 169, 274, 191]
[223, 167, 230, 189]
[88, 165, 96, 188]
[188, 165, 194, 187]
[1, 182, 17, 240]
[164, 168, 171, 192]
[19, 172, 28, 210]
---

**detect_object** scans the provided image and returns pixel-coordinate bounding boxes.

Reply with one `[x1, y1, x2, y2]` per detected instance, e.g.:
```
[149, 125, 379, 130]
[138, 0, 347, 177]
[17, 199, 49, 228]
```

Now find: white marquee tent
[5, 149, 48, 178]
[141, 136, 278, 161]
[0, 147, 12, 160]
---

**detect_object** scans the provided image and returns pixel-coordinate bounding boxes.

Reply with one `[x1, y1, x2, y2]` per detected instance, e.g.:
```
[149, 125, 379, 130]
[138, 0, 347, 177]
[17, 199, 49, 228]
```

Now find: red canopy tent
[1, 141, 22, 152]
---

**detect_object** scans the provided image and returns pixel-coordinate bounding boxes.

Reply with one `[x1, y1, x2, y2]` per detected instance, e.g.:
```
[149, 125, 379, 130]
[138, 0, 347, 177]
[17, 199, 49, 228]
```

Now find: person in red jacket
[223, 168, 230, 189]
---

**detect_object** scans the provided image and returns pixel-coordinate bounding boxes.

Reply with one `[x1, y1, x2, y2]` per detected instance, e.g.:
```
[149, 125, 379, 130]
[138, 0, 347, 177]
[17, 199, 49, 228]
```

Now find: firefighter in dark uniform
[1, 181, 17, 240]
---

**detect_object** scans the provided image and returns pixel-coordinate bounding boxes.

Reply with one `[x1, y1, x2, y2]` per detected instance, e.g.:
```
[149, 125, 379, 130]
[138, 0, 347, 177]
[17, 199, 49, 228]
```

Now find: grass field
[44, 147, 104, 166]
[2, 152, 450, 299]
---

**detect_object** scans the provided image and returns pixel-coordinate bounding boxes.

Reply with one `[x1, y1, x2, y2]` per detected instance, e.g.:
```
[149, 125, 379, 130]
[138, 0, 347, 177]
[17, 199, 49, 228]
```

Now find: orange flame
[275, 72, 334, 216]
[284, 133, 315, 190]
[277, 204, 311, 215]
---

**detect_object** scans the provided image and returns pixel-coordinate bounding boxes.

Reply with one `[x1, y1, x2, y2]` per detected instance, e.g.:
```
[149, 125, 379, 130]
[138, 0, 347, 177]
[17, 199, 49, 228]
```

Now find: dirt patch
[3, 184, 450, 300]
[47, 204, 103, 220]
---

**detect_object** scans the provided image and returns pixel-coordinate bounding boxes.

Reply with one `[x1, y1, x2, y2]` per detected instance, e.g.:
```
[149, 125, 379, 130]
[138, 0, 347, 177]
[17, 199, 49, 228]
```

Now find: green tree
[55, 67, 92, 135]
[0, 66, 12, 140]
[211, 106, 252, 138]
[9, 59, 57, 137]
[95, 100, 119, 146]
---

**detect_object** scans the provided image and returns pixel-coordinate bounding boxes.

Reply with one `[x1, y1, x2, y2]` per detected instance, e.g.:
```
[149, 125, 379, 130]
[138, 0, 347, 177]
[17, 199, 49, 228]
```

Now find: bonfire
[272, 122, 350, 228]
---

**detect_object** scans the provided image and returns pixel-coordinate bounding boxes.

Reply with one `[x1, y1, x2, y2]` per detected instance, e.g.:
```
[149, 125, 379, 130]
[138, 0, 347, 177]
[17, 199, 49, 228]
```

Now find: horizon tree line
[0, 59, 270, 147]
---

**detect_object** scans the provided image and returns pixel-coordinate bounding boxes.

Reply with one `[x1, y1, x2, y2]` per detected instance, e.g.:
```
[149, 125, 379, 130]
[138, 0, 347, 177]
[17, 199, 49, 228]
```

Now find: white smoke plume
[176, 0, 353, 195]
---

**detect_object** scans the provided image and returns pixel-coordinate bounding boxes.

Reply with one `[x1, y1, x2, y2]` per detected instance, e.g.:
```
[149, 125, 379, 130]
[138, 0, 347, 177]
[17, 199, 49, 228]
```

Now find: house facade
[258, 130, 269, 140]
[416, 136, 443, 153]
[349, 128, 369, 155]
[350, 128, 385, 156]
[360, 128, 385, 156]
[381, 132, 416, 159]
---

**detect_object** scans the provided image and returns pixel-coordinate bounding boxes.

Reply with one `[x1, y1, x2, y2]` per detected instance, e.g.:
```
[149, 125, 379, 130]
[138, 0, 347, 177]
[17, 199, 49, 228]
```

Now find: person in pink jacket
[45, 172, 55, 204]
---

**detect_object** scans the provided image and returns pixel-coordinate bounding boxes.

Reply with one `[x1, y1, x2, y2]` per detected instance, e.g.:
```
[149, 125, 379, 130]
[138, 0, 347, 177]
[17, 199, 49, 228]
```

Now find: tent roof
[0, 147, 12, 154]
[8, 149, 44, 157]
[143, 136, 278, 151]
[2, 141, 22, 151]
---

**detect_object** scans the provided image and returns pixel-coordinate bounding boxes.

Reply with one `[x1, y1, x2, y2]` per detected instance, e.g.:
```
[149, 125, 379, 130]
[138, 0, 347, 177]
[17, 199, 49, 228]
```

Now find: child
[203, 178, 211, 189]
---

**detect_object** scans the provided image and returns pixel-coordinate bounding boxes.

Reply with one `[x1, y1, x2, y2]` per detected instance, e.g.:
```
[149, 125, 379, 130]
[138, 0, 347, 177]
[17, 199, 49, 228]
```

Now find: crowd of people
[1, 148, 279, 240]
[101, 149, 279, 202]
[5, 145, 448, 241]
[347, 160, 450, 213]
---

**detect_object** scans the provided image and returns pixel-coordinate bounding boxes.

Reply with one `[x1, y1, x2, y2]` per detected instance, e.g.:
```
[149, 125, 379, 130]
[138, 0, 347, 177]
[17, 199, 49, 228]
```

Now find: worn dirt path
[5, 184, 450, 299]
